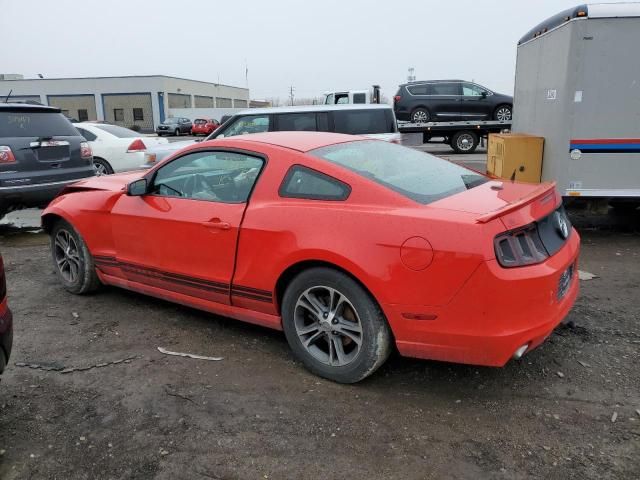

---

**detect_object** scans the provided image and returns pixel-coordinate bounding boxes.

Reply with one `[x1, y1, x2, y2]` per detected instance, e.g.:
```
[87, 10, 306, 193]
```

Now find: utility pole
[407, 67, 416, 82]
[289, 86, 295, 106]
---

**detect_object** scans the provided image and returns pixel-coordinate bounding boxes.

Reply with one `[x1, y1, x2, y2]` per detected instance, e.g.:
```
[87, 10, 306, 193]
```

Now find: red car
[41, 132, 579, 383]
[0, 253, 12, 375]
[191, 118, 219, 136]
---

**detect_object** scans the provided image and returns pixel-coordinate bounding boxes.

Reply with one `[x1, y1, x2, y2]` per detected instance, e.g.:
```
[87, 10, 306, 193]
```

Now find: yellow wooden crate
[487, 133, 544, 183]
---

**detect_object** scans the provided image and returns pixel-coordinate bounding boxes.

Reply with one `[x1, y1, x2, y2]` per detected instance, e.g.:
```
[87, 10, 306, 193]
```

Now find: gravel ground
[0, 170, 638, 479]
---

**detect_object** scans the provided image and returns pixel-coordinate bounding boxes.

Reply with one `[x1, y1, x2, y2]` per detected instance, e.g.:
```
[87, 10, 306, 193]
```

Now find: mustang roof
[215, 131, 362, 153]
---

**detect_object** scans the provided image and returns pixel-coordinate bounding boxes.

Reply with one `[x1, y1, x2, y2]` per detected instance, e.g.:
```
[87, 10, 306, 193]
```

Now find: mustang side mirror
[127, 178, 148, 196]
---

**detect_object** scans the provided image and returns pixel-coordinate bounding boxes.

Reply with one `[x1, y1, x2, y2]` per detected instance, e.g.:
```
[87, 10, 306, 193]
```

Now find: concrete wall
[0, 76, 249, 131]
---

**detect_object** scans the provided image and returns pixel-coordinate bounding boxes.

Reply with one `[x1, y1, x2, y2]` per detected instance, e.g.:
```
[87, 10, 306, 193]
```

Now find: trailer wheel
[451, 131, 479, 154]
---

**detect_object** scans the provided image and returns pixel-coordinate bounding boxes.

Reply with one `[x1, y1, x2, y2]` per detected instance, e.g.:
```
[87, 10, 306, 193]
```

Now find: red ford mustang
[42, 132, 579, 383]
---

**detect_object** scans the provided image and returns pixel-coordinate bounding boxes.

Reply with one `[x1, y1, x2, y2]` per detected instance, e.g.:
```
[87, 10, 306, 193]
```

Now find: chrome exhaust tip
[512, 344, 529, 360]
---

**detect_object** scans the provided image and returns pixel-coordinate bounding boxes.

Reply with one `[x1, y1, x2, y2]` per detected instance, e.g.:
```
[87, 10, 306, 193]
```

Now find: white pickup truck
[323, 85, 382, 105]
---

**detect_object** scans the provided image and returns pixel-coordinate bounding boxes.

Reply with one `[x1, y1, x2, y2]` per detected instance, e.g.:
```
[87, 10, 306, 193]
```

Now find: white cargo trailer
[513, 3, 640, 205]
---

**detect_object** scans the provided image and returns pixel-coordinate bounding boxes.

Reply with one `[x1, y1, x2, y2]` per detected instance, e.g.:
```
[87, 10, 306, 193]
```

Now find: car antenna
[510, 168, 517, 182]
[4, 89, 11, 103]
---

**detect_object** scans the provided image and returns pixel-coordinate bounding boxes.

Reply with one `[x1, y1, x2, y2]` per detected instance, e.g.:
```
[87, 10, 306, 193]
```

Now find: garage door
[102, 93, 153, 131]
[168, 93, 191, 108]
[194, 95, 214, 108]
[48, 95, 97, 122]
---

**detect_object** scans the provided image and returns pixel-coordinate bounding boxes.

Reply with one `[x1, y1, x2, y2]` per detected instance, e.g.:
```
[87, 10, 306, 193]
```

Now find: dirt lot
[0, 206, 639, 480]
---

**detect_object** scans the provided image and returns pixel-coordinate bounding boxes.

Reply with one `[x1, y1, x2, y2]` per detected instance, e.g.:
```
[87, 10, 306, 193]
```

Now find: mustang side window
[152, 150, 263, 203]
[279, 165, 350, 201]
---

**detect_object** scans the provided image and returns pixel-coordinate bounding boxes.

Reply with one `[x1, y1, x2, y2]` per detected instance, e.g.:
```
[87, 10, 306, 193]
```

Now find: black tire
[450, 131, 479, 154]
[282, 267, 392, 383]
[50, 219, 101, 295]
[493, 104, 512, 121]
[93, 158, 114, 176]
[174, 128, 180, 136]
[411, 107, 430, 123]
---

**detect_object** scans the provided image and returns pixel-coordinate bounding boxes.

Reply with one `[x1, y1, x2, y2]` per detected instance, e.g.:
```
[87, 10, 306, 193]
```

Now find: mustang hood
[59, 171, 145, 194]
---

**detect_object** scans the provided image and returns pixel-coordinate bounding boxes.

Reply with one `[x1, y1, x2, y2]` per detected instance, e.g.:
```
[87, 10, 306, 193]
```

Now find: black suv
[394, 80, 513, 123]
[0, 104, 95, 217]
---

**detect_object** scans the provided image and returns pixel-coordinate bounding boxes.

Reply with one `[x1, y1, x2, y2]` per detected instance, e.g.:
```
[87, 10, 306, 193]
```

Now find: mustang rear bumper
[385, 232, 580, 367]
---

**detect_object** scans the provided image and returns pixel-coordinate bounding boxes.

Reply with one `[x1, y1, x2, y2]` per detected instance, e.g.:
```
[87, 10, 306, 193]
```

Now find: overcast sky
[0, 0, 609, 101]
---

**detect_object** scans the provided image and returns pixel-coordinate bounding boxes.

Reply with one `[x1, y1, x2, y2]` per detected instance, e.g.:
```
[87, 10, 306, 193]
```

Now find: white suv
[143, 104, 401, 167]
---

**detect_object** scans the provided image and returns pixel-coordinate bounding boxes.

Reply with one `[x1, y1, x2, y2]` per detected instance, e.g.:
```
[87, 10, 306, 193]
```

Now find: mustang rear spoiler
[475, 182, 558, 224]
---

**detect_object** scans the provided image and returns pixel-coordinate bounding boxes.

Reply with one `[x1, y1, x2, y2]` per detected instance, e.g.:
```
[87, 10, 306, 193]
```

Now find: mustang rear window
[310, 140, 488, 204]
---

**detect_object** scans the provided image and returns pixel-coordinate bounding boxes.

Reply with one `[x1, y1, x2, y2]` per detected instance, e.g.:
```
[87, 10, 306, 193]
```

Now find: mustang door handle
[201, 218, 231, 230]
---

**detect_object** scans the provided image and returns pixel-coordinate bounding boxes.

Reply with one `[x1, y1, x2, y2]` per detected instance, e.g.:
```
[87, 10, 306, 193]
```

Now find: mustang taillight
[80, 142, 92, 159]
[494, 223, 549, 267]
[0, 146, 16, 164]
[127, 139, 146, 152]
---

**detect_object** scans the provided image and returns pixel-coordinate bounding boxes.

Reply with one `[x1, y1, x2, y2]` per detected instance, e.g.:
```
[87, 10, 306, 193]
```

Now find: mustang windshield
[310, 140, 488, 204]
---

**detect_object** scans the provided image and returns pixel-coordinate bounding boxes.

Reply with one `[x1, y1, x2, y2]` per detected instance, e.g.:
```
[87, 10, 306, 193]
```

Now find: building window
[77, 109, 89, 122]
[113, 108, 124, 121]
[133, 108, 144, 121]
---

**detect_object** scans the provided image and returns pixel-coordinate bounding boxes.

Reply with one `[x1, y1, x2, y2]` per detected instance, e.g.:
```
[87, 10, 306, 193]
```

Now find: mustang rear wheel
[282, 267, 392, 383]
[50, 220, 101, 294]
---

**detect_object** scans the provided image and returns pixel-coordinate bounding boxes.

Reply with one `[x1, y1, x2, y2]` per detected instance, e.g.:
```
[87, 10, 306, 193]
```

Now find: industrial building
[0, 75, 250, 131]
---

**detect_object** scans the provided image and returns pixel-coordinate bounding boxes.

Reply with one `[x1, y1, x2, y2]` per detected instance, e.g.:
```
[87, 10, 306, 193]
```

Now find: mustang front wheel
[282, 267, 391, 383]
[50, 220, 101, 294]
